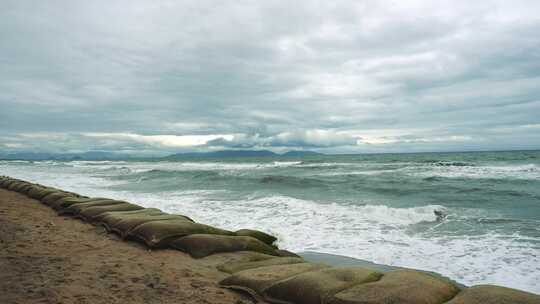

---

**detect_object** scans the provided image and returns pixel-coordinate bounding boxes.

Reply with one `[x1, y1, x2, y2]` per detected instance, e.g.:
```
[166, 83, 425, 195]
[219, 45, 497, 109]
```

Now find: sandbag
[59, 200, 126, 215]
[2, 179, 19, 189]
[127, 220, 235, 248]
[328, 270, 460, 304]
[170, 234, 279, 258]
[0, 178, 10, 187]
[50, 197, 110, 211]
[263, 267, 383, 304]
[16, 183, 34, 194]
[109, 214, 193, 238]
[78, 202, 144, 221]
[96, 208, 165, 228]
[27, 187, 58, 200]
[235, 229, 277, 245]
[219, 263, 329, 298]
[41, 192, 75, 206]
[445, 285, 540, 304]
[8, 181, 26, 191]
[18, 183, 37, 194]
[218, 256, 305, 274]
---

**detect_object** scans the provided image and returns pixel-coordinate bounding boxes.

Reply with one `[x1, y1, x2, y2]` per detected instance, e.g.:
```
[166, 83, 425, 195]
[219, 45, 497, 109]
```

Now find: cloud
[82, 133, 234, 148]
[1, 0, 539, 154]
[207, 130, 358, 149]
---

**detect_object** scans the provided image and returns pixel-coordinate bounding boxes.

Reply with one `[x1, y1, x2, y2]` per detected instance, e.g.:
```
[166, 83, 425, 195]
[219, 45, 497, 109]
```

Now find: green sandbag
[41, 192, 75, 206]
[2, 179, 19, 189]
[78, 202, 144, 221]
[96, 208, 165, 229]
[27, 187, 58, 200]
[19, 183, 38, 194]
[8, 181, 25, 191]
[0, 178, 9, 187]
[16, 183, 34, 194]
[59, 200, 126, 215]
[170, 234, 279, 258]
[219, 263, 329, 298]
[15, 182, 28, 191]
[445, 285, 540, 304]
[328, 270, 460, 304]
[235, 229, 277, 245]
[263, 267, 383, 304]
[218, 256, 305, 274]
[127, 220, 235, 248]
[109, 214, 193, 238]
[50, 197, 110, 211]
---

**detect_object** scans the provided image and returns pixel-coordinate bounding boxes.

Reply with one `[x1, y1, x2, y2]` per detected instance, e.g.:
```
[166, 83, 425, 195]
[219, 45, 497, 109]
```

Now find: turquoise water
[1, 150, 539, 292]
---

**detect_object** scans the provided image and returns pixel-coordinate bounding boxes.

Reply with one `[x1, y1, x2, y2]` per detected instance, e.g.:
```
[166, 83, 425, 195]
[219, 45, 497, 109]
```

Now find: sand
[0, 189, 263, 304]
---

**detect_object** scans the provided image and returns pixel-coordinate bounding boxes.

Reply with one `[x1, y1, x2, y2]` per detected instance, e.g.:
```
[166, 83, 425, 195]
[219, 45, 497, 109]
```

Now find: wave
[413, 164, 540, 180]
[419, 160, 475, 166]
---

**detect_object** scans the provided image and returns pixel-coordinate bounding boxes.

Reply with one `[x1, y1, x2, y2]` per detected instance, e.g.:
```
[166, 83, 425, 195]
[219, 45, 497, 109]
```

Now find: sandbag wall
[1, 176, 539, 304]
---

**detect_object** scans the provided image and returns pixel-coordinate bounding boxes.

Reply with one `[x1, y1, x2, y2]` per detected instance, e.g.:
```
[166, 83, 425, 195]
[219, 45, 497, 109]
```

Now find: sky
[1, 0, 540, 155]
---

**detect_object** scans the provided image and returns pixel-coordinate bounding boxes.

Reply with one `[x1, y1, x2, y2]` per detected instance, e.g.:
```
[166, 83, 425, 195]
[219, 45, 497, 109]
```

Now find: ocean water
[1, 150, 539, 293]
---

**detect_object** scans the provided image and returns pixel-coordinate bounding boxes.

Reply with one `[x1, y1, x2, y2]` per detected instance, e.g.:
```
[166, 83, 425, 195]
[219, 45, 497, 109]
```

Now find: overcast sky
[1, 0, 539, 155]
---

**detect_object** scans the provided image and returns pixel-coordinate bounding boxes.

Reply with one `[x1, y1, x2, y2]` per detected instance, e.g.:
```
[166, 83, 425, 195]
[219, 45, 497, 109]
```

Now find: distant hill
[281, 150, 323, 157]
[0, 149, 324, 161]
[165, 150, 323, 159]
[0, 151, 129, 161]
[165, 150, 277, 159]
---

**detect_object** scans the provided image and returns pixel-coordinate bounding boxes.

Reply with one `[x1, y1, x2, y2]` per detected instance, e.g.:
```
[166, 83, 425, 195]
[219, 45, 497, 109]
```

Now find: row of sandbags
[0, 176, 284, 258]
[1, 176, 539, 304]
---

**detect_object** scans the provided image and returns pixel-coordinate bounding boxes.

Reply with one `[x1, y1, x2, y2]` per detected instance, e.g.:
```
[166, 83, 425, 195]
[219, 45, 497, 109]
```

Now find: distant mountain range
[0, 151, 129, 161]
[164, 150, 323, 159]
[0, 150, 323, 161]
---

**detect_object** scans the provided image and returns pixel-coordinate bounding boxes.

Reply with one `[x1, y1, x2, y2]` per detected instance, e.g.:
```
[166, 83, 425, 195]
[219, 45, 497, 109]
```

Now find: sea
[1, 150, 539, 293]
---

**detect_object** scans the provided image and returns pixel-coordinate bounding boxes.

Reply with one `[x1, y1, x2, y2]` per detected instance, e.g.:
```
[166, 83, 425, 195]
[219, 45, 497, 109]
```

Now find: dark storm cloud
[1, 0, 539, 154]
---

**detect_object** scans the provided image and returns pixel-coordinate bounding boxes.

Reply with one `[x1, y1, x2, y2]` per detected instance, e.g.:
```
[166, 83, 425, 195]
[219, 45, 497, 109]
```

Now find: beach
[0, 188, 260, 304]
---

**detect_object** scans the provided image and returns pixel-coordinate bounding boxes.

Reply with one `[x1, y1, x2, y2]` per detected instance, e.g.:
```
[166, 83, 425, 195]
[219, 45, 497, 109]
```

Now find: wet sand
[0, 189, 262, 304]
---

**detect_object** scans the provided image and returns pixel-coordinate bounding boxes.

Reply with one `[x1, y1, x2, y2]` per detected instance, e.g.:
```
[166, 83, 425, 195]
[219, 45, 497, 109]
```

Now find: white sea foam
[413, 163, 540, 180]
[1, 161, 539, 293]
[70, 160, 307, 173]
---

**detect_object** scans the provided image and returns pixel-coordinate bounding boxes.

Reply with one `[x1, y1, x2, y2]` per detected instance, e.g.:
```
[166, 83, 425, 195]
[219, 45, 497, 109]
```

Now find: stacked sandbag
[106, 213, 193, 238]
[328, 270, 460, 304]
[41, 192, 77, 206]
[1, 178, 20, 189]
[220, 266, 465, 304]
[59, 199, 130, 216]
[27, 186, 61, 200]
[220, 263, 329, 298]
[263, 267, 383, 304]
[7, 181, 25, 191]
[78, 202, 144, 221]
[170, 234, 279, 258]
[127, 220, 235, 248]
[96, 208, 165, 230]
[1, 176, 274, 258]
[50, 197, 111, 211]
[14, 183, 34, 194]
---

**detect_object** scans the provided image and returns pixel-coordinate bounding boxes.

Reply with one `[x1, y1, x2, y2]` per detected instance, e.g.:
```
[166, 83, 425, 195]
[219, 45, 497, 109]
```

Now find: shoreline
[1, 176, 539, 303]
